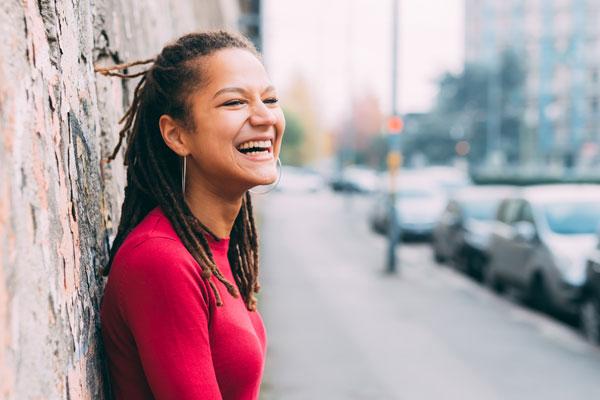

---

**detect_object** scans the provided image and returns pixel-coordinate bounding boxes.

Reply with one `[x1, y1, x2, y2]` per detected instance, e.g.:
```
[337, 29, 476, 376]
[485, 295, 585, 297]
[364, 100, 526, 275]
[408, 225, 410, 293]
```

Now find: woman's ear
[159, 114, 189, 156]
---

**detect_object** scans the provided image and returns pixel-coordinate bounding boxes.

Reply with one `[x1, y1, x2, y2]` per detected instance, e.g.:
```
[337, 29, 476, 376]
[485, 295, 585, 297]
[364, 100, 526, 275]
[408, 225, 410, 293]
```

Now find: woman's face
[183, 48, 285, 196]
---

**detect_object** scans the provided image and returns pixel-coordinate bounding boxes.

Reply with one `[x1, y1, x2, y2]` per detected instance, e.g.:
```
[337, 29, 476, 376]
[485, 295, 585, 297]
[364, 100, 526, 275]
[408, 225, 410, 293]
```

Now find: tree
[280, 110, 305, 166]
[420, 47, 527, 166]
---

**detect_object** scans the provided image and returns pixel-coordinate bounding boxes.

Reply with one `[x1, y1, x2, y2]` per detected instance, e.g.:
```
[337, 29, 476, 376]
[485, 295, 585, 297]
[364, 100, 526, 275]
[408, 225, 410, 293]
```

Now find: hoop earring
[181, 155, 187, 196]
[249, 157, 282, 195]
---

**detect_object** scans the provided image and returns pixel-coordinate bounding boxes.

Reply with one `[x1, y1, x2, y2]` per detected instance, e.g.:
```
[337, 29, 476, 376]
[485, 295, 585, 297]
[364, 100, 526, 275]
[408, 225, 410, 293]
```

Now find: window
[518, 202, 535, 225]
[497, 199, 521, 225]
[462, 199, 500, 221]
[591, 96, 599, 113]
[543, 201, 600, 234]
[496, 200, 508, 221]
[443, 201, 461, 223]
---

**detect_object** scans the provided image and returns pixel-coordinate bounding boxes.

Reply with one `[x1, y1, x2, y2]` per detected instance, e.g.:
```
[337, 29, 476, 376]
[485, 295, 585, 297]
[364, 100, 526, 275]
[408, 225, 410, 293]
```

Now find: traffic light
[387, 115, 404, 134]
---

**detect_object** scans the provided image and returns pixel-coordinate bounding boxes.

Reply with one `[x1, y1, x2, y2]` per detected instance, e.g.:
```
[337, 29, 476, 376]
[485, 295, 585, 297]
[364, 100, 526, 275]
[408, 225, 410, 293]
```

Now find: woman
[97, 31, 284, 399]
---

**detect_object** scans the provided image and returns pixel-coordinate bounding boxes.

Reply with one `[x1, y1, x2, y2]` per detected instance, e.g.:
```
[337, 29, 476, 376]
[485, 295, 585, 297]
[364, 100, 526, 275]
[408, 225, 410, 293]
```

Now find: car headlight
[552, 251, 586, 286]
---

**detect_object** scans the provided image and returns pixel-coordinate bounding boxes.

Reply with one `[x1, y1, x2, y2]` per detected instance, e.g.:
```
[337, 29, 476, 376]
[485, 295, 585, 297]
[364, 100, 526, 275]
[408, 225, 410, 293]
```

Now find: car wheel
[528, 274, 551, 313]
[484, 264, 505, 294]
[370, 220, 382, 234]
[462, 252, 472, 274]
[580, 296, 600, 345]
[452, 248, 466, 272]
[432, 242, 445, 264]
[471, 253, 486, 282]
[431, 235, 445, 264]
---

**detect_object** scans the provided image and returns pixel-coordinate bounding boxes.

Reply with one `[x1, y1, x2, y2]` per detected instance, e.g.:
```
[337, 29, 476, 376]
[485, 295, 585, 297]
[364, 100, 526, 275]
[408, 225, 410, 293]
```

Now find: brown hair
[96, 31, 262, 311]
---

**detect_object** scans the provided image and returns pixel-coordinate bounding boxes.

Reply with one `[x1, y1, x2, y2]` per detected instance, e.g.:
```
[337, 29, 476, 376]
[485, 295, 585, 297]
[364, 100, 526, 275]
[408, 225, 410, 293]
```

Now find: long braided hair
[96, 31, 262, 311]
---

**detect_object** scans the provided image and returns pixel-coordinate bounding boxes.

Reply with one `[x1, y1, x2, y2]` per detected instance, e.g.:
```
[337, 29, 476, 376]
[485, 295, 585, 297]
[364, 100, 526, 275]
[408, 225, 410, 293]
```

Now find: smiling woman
[95, 31, 284, 400]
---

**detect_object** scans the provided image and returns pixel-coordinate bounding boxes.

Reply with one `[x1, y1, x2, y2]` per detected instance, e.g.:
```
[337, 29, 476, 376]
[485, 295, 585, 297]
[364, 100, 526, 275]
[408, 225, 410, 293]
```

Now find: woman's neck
[184, 181, 243, 239]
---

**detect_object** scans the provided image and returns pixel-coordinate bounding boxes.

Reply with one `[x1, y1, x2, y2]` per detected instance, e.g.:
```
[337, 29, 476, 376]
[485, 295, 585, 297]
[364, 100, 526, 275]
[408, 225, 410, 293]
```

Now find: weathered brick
[0, 1, 240, 398]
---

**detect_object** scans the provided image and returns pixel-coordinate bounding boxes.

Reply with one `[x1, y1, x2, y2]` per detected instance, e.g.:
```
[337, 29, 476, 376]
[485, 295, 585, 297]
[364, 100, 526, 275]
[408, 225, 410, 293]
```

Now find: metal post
[386, 0, 401, 274]
[486, 63, 501, 165]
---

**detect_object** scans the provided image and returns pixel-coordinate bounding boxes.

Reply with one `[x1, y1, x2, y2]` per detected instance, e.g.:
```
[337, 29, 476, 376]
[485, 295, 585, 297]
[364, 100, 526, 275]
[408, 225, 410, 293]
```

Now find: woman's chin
[245, 171, 277, 190]
[254, 175, 277, 187]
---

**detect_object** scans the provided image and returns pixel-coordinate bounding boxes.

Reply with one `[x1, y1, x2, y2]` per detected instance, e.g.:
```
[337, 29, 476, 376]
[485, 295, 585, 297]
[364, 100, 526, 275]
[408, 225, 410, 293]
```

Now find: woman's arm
[117, 237, 222, 400]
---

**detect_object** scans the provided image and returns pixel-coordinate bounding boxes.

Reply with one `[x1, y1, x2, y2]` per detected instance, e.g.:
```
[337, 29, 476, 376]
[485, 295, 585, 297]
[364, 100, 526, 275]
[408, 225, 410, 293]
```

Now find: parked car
[330, 166, 379, 194]
[581, 240, 600, 344]
[404, 166, 471, 196]
[431, 185, 516, 280]
[381, 166, 471, 201]
[277, 166, 326, 193]
[485, 185, 600, 316]
[369, 179, 445, 240]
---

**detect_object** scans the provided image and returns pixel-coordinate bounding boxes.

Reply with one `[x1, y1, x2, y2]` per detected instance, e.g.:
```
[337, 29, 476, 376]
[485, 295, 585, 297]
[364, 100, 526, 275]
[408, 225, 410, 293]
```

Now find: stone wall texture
[0, 1, 239, 398]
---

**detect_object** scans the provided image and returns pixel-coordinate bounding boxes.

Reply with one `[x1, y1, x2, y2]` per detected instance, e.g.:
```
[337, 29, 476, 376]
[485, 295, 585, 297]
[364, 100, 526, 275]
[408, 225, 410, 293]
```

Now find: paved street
[256, 190, 600, 400]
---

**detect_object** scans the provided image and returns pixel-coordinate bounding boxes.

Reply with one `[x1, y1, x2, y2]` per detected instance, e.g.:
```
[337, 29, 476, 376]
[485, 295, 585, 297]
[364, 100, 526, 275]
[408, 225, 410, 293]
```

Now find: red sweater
[100, 207, 267, 399]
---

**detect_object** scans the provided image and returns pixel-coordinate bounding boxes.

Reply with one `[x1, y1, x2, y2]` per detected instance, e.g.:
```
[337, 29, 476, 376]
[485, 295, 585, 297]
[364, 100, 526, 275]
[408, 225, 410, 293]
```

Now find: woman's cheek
[277, 120, 286, 146]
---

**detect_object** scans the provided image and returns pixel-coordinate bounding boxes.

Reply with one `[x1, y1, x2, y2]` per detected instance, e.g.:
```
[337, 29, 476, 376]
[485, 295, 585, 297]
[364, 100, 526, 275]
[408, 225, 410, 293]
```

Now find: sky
[262, 0, 464, 128]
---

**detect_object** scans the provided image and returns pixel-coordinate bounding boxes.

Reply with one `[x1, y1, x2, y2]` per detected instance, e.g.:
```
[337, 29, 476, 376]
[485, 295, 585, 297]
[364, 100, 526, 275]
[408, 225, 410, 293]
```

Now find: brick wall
[0, 1, 239, 398]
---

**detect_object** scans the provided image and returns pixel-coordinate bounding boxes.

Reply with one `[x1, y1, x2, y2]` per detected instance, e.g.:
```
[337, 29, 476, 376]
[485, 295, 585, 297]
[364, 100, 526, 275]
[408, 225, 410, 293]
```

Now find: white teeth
[238, 139, 272, 150]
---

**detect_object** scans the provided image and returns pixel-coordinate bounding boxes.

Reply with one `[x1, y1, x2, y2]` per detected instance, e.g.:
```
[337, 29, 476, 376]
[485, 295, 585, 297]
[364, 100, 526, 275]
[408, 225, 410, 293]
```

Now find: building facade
[465, 0, 600, 169]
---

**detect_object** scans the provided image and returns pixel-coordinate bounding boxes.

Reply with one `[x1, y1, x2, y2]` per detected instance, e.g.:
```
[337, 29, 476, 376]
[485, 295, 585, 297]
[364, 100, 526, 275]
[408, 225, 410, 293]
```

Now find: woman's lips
[236, 146, 274, 161]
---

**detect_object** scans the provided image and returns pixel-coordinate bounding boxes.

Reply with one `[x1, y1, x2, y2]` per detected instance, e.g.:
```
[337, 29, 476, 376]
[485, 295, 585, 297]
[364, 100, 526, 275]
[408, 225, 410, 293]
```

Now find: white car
[486, 185, 600, 315]
[369, 178, 445, 240]
[403, 166, 471, 196]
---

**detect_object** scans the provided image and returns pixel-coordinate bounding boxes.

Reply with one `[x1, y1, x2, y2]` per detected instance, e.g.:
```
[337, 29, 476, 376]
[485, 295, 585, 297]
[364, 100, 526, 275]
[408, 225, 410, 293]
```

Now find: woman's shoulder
[110, 207, 206, 289]
[102, 210, 214, 327]
[122, 206, 180, 248]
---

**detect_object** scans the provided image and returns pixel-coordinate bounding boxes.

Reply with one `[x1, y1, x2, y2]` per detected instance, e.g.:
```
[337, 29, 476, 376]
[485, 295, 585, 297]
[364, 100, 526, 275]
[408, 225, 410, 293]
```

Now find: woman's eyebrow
[213, 87, 246, 99]
[261, 85, 276, 95]
[213, 85, 276, 99]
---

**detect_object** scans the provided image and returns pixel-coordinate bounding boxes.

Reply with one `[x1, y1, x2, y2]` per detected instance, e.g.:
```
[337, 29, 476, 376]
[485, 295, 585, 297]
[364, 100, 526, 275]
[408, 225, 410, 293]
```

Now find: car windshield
[543, 202, 600, 234]
[462, 200, 499, 221]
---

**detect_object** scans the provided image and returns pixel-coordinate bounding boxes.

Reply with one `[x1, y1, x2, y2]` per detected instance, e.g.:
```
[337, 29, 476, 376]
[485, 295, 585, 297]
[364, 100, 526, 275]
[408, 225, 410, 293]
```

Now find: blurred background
[253, 0, 600, 399]
[261, 0, 600, 177]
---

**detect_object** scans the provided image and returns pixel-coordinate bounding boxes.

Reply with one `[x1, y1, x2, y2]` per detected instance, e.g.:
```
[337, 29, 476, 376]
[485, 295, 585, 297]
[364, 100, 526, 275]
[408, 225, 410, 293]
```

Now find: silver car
[369, 182, 445, 240]
[486, 185, 600, 315]
[581, 244, 600, 344]
[432, 185, 516, 279]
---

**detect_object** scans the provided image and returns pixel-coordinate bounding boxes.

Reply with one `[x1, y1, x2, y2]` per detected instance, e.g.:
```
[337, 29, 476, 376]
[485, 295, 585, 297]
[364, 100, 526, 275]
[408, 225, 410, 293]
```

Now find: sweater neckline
[204, 233, 230, 256]
[150, 206, 231, 255]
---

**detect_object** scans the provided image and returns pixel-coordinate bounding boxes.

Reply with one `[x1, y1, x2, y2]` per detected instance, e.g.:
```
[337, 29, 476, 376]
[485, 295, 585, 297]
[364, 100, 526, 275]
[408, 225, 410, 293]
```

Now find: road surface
[256, 190, 600, 400]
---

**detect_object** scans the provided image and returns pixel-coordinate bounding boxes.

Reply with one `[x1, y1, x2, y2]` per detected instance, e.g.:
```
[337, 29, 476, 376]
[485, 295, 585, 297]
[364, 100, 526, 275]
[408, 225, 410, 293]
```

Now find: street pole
[386, 0, 401, 274]
[486, 63, 501, 167]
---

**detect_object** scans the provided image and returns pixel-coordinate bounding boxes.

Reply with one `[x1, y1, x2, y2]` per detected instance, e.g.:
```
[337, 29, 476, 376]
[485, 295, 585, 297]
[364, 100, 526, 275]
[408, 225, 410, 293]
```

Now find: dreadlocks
[95, 31, 262, 311]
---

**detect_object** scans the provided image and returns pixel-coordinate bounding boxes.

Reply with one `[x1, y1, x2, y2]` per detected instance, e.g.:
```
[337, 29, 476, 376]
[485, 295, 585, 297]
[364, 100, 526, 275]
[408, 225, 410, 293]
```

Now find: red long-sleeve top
[100, 207, 267, 399]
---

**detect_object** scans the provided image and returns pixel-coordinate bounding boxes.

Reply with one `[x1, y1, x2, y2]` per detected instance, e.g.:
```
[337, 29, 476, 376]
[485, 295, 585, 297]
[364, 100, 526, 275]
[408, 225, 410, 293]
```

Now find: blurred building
[465, 0, 600, 169]
[239, 0, 262, 50]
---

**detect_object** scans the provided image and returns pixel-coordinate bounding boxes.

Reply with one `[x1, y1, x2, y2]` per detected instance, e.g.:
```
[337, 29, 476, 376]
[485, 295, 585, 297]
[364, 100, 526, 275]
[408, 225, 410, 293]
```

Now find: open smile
[235, 139, 274, 161]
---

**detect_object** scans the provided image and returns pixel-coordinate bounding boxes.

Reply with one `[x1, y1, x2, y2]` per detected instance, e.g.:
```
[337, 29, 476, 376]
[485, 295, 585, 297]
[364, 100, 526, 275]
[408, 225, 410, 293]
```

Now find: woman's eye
[263, 97, 279, 104]
[223, 100, 245, 106]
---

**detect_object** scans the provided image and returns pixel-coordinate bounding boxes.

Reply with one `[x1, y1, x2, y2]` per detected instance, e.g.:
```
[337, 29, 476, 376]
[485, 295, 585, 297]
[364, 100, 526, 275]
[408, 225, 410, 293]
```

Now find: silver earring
[181, 155, 187, 196]
[249, 157, 282, 195]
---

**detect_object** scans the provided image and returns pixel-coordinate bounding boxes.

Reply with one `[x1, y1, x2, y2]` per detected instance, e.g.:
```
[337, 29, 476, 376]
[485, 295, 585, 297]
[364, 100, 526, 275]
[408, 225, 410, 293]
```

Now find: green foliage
[280, 109, 305, 166]
[406, 47, 527, 167]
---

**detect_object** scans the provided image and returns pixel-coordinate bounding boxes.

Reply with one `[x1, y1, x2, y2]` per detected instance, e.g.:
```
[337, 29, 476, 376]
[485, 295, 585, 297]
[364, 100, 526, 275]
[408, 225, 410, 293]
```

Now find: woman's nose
[249, 101, 277, 126]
